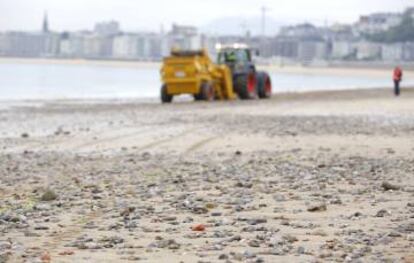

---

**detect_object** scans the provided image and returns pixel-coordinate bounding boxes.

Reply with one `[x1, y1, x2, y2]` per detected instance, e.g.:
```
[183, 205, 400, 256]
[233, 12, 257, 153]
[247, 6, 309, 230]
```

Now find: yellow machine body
[160, 49, 236, 101]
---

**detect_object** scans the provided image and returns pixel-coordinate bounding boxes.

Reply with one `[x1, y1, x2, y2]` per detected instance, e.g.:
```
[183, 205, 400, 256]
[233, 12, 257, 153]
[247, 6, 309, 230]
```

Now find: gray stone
[381, 181, 400, 191]
[307, 203, 327, 212]
[375, 209, 390, 217]
[248, 240, 261, 247]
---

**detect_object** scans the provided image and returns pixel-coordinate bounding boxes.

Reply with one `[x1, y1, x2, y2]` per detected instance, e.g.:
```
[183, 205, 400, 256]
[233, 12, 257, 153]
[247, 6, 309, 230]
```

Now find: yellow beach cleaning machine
[160, 46, 272, 103]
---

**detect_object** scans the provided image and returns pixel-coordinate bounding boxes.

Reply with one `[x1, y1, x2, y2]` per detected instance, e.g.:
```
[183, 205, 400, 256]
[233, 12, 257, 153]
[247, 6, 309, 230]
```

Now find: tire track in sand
[71, 128, 154, 151]
[135, 128, 198, 152]
[9, 128, 199, 256]
[5, 128, 153, 152]
[184, 136, 218, 153]
[48, 209, 104, 252]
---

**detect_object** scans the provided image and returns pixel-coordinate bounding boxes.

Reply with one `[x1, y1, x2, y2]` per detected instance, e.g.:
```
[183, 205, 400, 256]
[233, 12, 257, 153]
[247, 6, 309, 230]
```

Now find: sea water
[0, 61, 410, 100]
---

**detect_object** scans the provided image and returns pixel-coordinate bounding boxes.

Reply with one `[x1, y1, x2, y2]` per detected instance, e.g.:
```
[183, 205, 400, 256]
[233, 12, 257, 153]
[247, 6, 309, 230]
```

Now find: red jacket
[393, 67, 403, 81]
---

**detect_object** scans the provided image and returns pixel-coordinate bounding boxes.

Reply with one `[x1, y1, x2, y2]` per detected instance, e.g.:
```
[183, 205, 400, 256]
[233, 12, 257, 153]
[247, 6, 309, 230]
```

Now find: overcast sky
[0, 0, 411, 33]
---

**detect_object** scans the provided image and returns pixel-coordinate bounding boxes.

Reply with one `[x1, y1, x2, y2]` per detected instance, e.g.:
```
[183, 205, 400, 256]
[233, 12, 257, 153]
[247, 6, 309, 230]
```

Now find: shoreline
[0, 57, 161, 69]
[2, 56, 414, 78]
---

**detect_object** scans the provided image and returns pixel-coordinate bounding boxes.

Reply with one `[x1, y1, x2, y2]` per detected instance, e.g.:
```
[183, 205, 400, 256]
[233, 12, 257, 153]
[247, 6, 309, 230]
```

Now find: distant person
[393, 66, 403, 96]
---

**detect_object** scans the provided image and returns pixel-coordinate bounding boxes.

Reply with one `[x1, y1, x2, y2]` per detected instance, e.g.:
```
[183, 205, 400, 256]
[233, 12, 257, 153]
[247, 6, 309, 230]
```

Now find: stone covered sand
[0, 88, 414, 262]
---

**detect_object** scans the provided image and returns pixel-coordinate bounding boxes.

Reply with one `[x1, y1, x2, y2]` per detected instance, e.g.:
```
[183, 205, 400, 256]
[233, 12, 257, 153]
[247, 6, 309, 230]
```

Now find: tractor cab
[216, 44, 255, 76]
[217, 48, 252, 64]
[216, 43, 272, 99]
[215, 43, 272, 100]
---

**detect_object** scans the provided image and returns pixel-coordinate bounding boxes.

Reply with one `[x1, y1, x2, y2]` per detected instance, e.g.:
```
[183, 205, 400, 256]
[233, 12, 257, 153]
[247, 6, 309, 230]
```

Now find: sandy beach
[1, 88, 414, 262]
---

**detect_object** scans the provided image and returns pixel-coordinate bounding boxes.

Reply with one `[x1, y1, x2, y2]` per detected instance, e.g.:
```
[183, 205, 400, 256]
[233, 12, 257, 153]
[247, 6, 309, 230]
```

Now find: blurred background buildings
[1, 7, 414, 65]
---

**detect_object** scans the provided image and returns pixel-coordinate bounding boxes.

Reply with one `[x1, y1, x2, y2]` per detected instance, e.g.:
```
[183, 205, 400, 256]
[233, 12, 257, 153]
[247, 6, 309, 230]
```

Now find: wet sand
[0, 88, 414, 262]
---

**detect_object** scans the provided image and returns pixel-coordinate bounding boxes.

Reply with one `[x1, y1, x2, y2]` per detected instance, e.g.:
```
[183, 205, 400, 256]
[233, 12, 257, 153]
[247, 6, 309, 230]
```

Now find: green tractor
[216, 44, 272, 100]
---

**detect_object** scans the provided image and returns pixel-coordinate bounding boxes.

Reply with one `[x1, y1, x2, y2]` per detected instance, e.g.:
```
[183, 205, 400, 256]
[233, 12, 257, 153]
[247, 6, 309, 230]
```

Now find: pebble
[307, 203, 327, 212]
[248, 240, 261, 247]
[247, 218, 267, 225]
[375, 209, 390, 217]
[34, 225, 49, 230]
[283, 234, 298, 243]
[297, 246, 306, 254]
[40, 189, 58, 202]
[191, 224, 206, 231]
[381, 181, 400, 191]
[150, 239, 180, 250]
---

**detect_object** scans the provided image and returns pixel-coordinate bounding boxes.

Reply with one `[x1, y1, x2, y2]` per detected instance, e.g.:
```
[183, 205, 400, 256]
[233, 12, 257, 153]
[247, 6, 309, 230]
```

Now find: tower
[260, 6, 269, 56]
[43, 12, 49, 33]
[261, 6, 268, 37]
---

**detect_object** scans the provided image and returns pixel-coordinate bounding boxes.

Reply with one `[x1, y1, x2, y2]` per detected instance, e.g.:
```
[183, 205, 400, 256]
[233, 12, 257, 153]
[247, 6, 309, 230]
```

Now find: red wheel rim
[265, 77, 272, 96]
[206, 84, 214, 100]
[247, 73, 256, 94]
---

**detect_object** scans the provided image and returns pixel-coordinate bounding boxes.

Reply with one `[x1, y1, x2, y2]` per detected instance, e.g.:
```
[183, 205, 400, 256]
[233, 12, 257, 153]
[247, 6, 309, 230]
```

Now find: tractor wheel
[198, 82, 214, 101]
[257, 72, 272, 99]
[160, 84, 173, 103]
[193, 93, 203, 101]
[237, 72, 257, 100]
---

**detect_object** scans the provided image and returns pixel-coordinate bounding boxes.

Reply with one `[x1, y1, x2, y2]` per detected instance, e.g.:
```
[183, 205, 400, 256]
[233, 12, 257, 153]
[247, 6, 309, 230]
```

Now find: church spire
[43, 11, 49, 33]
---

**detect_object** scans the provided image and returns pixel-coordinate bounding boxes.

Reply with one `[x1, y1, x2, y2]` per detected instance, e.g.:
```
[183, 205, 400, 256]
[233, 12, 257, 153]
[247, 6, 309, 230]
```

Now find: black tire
[257, 71, 272, 99]
[198, 82, 214, 101]
[236, 71, 257, 100]
[161, 84, 173, 103]
[193, 93, 203, 101]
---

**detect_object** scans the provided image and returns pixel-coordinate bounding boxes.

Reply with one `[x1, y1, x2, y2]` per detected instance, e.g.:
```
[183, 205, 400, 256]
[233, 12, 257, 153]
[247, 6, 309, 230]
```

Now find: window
[217, 49, 251, 64]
